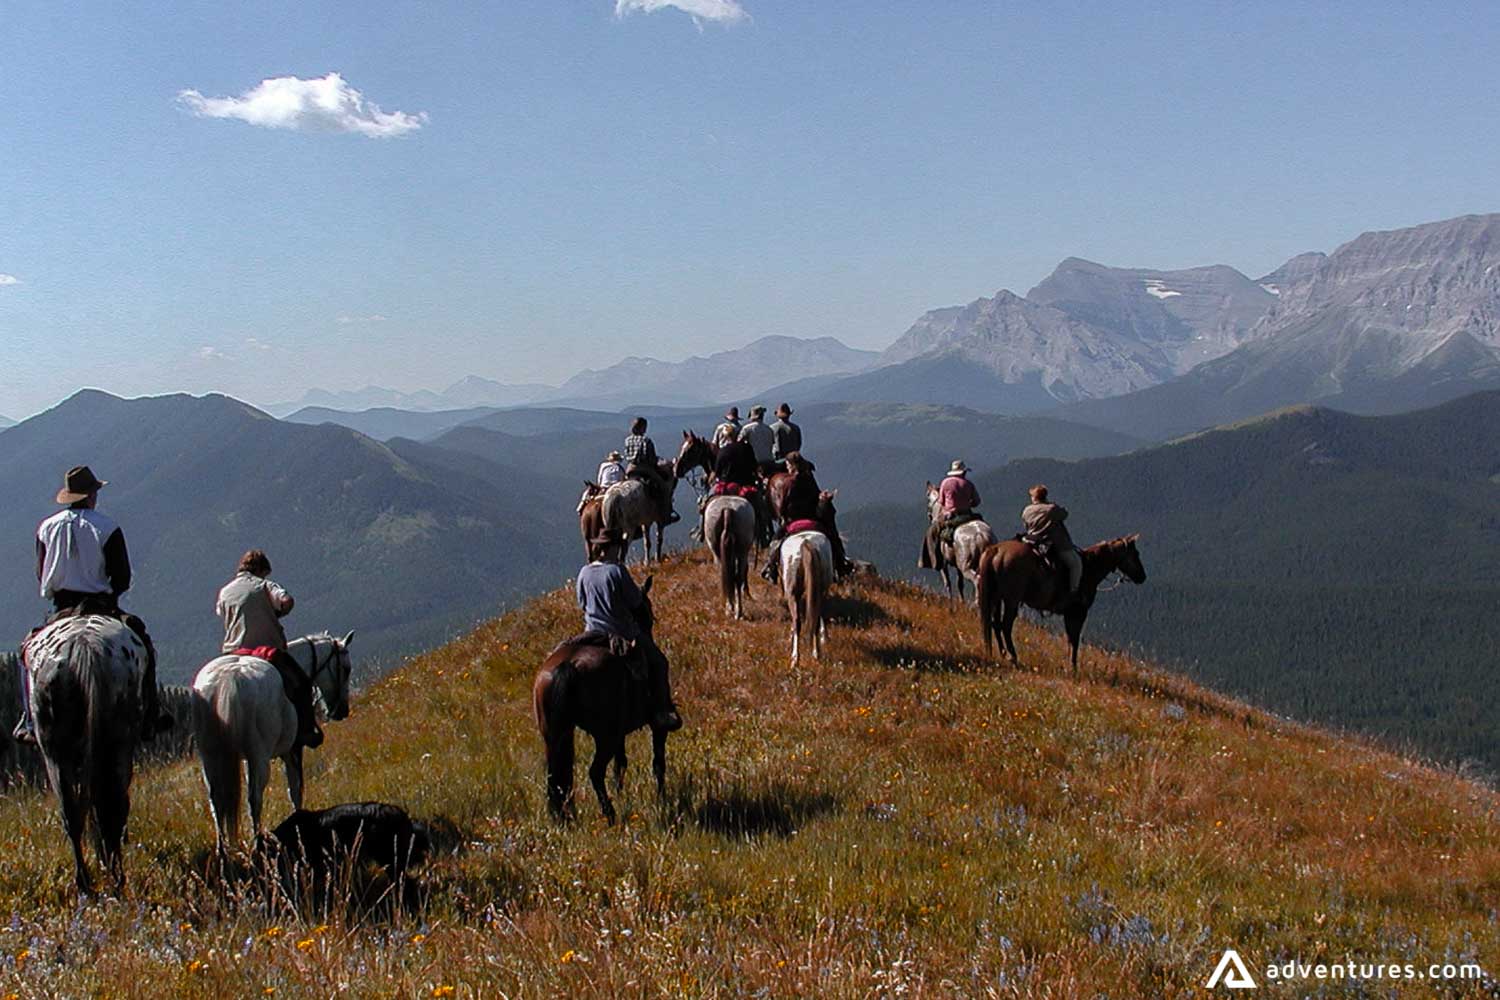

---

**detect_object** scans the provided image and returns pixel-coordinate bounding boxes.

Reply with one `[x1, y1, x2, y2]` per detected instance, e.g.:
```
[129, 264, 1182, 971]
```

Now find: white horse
[192, 632, 354, 851]
[601, 468, 678, 564]
[25, 616, 149, 895]
[704, 495, 756, 619]
[924, 482, 997, 604]
[780, 530, 833, 667]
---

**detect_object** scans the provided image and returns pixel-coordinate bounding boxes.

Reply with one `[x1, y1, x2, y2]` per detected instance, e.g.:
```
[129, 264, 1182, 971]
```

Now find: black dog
[268, 802, 430, 908]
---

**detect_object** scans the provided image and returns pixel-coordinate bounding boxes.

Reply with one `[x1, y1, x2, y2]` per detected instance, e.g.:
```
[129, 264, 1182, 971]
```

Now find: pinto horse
[24, 615, 149, 895]
[780, 529, 833, 667]
[600, 459, 679, 564]
[923, 482, 997, 603]
[532, 577, 671, 823]
[977, 535, 1146, 673]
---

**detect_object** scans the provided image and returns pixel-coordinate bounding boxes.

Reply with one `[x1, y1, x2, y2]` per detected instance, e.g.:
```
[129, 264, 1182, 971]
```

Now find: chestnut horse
[532, 577, 670, 823]
[977, 535, 1146, 673]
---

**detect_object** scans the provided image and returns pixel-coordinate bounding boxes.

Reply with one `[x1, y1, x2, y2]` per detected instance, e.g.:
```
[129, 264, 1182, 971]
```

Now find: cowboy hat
[56, 465, 107, 504]
[749, 404, 766, 417]
[724, 406, 740, 419]
[947, 460, 969, 476]
[605, 450, 623, 461]
[775, 403, 792, 417]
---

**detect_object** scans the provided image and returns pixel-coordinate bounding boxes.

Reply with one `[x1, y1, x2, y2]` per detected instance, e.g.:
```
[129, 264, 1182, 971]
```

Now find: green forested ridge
[841, 393, 1500, 773]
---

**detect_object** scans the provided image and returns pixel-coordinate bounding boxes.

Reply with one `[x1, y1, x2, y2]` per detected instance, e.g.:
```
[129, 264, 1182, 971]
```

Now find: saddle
[939, 511, 982, 545]
[569, 631, 637, 661]
[711, 481, 758, 498]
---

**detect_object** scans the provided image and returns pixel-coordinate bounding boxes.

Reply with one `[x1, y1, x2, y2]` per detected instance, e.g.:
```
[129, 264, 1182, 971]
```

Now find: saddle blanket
[783, 518, 823, 536]
[711, 481, 759, 498]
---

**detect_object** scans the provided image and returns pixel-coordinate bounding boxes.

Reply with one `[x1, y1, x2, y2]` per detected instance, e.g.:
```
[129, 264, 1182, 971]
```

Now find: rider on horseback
[577, 530, 682, 732]
[712, 433, 769, 542]
[16, 466, 168, 745]
[759, 452, 849, 583]
[739, 405, 777, 477]
[919, 460, 981, 569]
[769, 403, 801, 469]
[577, 449, 626, 513]
[1022, 484, 1082, 605]
[624, 418, 680, 525]
[215, 549, 324, 749]
[712, 407, 742, 449]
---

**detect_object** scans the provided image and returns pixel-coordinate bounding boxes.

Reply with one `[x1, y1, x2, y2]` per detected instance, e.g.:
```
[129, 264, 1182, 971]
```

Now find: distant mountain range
[1059, 214, 1500, 439]
[268, 212, 1500, 438]
[268, 335, 879, 417]
[842, 390, 1500, 770]
[0, 415, 13, 430]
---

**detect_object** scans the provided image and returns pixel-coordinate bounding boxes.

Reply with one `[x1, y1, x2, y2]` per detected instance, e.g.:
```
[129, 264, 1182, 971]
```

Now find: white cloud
[615, 0, 748, 26]
[177, 73, 427, 139]
[0, 274, 19, 286]
[336, 314, 388, 325]
[197, 346, 229, 362]
[244, 337, 273, 351]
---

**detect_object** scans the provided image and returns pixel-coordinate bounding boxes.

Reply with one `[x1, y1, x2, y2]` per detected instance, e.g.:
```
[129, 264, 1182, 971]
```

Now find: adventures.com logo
[1205, 949, 1488, 990]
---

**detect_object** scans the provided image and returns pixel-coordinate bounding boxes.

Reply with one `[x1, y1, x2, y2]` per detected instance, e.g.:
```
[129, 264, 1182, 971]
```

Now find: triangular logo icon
[1205, 949, 1258, 989]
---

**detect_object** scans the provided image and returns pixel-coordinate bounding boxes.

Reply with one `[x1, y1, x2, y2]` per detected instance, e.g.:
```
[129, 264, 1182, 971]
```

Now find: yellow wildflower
[559, 949, 577, 964]
[432, 988, 456, 998]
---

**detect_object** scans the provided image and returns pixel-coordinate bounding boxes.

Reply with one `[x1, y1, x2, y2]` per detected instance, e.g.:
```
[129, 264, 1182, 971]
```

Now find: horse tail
[799, 537, 821, 637]
[194, 682, 242, 846]
[715, 507, 736, 608]
[977, 547, 996, 656]
[534, 656, 576, 819]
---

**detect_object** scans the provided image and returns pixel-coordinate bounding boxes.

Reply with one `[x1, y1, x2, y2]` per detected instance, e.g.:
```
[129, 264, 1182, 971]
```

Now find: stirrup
[11, 720, 36, 747]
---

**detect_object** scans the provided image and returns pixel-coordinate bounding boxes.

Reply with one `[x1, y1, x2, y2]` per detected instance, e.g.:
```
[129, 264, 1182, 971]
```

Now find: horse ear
[830, 488, 839, 498]
[1127, 532, 1141, 544]
[641, 575, 654, 595]
[683, 429, 691, 439]
[341, 630, 355, 647]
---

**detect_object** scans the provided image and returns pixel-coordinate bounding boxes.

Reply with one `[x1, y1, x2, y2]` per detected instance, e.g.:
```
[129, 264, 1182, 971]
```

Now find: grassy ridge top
[0, 552, 1495, 997]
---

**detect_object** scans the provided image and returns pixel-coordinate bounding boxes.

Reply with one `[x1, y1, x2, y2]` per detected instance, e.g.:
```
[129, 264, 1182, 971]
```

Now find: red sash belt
[232, 645, 281, 661]
[784, 518, 822, 536]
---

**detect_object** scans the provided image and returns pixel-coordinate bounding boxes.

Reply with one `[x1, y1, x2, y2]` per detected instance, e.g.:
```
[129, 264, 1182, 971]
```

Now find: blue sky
[1, 1, 1497, 418]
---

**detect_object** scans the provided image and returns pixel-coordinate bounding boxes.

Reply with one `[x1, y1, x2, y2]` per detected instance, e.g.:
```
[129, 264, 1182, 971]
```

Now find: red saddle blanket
[784, 518, 823, 536]
[231, 646, 281, 662]
[712, 481, 759, 498]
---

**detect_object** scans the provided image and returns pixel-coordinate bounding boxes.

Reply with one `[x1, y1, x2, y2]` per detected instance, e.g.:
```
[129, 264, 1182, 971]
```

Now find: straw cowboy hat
[56, 465, 107, 504]
[947, 460, 970, 477]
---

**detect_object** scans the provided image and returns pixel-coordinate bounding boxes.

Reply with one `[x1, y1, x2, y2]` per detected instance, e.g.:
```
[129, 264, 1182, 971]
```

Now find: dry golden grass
[0, 549, 1495, 998]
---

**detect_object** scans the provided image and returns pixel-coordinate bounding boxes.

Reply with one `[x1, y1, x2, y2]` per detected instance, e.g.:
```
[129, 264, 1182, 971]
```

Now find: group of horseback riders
[921, 459, 1083, 605]
[14, 465, 325, 751]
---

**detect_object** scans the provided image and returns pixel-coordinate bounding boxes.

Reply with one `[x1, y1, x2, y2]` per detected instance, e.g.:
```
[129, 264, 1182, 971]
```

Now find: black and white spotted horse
[22, 615, 151, 896]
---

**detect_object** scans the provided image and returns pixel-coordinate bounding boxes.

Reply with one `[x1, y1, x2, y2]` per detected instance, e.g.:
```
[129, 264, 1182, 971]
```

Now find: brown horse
[977, 535, 1146, 673]
[531, 577, 670, 822]
[673, 430, 717, 481]
[578, 497, 606, 561]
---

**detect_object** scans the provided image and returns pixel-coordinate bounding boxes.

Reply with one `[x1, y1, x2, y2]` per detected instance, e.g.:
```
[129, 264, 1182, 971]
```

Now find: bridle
[291, 637, 342, 689]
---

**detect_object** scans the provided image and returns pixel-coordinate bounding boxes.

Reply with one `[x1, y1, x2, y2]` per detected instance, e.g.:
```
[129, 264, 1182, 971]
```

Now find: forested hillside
[840, 392, 1500, 772]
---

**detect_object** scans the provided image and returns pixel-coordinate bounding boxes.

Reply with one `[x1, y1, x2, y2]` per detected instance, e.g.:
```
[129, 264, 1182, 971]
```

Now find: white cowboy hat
[948, 460, 969, 476]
